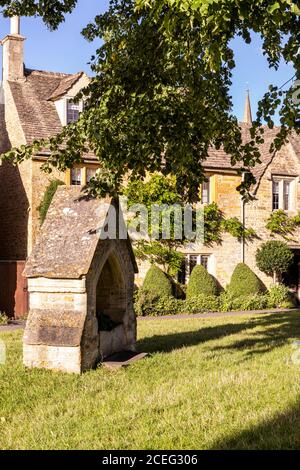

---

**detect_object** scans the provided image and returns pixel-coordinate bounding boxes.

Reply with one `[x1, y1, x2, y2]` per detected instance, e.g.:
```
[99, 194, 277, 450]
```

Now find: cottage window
[189, 255, 198, 275]
[67, 99, 80, 124]
[71, 168, 82, 186]
[201, 255, 209, 270]
[87, 168, 97, 183]
[284, 181, 291, 211]
[178, 254, 212, 284]
[201, 179, 210, 204]
[272, 181, 279, 211]
[272, 177, 296, 212]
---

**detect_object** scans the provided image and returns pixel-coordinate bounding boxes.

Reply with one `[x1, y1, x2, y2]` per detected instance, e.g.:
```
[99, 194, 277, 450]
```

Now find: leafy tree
[256, 240, 294, 283]
[228, 263, 264, 298]
[123, 173, 187, 275]
[134, 241, 184, 277]
[0, 1, 77, 29]
[2, 1, 300, 200]
[222, 217, 257, 241]
[186, 265, 219, 299]
[3, 0, 300, 201]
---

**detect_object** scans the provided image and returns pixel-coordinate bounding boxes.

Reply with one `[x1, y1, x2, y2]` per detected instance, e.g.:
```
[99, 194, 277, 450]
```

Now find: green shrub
[185, 294, 220, 314]
[267, 285, 295, 309]
[171, 280, 186, 300]
[141, 265, 173, 299]
[136, 265, 173, 315]
[0, 312, 8, 326]
[256, 241, 294, 282]
[219, 292, 268, 312]
[227, 263, 263, 299]
[135, 295, 184, 317]
[239, 294, 269, 311]
[38, 179, 65, 225]
[186, 265, 218, 299]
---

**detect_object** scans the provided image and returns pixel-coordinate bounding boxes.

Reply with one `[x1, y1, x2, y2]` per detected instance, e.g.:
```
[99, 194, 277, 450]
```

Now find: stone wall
[23, 277, 87, 374]
[245, 144, 300, 289]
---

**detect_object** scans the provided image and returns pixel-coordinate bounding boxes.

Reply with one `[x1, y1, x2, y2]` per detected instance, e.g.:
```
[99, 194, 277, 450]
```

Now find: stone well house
[1, 17, 300, 317]
[23, 187, 138, 373]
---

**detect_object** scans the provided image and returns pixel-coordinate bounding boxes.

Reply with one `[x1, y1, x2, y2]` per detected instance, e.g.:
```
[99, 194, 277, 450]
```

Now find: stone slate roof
[24, 186, 138, 279]
[8, 67, 300, 192]
[204, 124, 282, 193]
[48, 72, 84, 101]
[8, 68, 96, 161]
[9, 69, 66, 143]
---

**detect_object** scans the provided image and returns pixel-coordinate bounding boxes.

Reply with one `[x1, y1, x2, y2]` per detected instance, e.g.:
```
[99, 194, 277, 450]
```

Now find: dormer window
[67, 99, 80, 124]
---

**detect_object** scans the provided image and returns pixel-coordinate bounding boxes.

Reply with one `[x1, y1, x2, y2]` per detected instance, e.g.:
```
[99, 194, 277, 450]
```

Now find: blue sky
[0, 0, 295, 123]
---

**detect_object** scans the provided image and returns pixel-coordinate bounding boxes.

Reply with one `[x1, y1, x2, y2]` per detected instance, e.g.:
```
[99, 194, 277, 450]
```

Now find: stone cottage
[0, 18, 100, 316]
[135, 92, 300, 300]
[1, 17, 300, 317]
[23, 186, 138, 374]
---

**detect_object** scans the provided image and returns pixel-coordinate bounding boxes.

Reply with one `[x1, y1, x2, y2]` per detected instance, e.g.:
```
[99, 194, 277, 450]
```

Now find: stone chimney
[1, 17, 25, 82]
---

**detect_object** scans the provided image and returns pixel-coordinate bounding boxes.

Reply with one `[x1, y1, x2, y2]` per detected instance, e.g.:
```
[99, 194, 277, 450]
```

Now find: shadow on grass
[137, 313, 300, 356]
[210, 397, 300, 450]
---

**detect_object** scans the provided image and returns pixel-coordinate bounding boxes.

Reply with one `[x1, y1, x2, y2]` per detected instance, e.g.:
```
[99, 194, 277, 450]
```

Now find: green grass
[1, 312, 300, 449]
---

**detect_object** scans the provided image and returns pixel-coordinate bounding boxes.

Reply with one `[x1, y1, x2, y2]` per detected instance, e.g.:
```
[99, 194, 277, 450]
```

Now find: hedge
[186, 265, 218, 299]
[227, 263, 263, 299]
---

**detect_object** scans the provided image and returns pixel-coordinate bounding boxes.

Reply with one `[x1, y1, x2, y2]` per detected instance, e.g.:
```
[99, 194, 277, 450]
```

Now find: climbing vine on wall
[204, 203, 257, 246]
[38, 179, 65, 225]
[266, 210, 300, 239]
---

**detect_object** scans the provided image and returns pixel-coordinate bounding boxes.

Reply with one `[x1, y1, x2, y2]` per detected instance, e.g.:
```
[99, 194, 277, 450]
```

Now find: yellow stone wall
[245, 144, 300, 289]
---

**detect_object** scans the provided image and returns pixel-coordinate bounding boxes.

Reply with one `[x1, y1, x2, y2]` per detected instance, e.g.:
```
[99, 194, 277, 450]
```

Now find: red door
[0, 261, 28, 318]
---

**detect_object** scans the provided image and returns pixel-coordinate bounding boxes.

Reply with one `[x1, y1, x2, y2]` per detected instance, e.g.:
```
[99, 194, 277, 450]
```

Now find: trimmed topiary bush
[186, 265, 218, 299]
[256, 241, 294, 283]
[227, 263, 263, 299]
[135, 265, 173, 315]
[141, 265, 173, 298]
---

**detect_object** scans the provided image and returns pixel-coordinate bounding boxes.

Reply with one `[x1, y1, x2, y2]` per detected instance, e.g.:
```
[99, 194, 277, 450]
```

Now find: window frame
[71, 167, 82, 186]
[86, 168, 97, 184]
[178, 253, 212, 284]
[272, 177, 296, 213]
[66, 98, 84, 125]
[201, 178, 211, 205]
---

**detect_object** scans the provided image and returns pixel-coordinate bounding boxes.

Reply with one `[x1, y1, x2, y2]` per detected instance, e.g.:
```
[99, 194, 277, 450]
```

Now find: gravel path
[0, 321, 26, 333]
[0, 308, 296, 332]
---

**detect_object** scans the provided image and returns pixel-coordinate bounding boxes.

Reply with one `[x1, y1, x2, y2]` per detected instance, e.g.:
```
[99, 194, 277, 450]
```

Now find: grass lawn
[1, 312, 300, 450]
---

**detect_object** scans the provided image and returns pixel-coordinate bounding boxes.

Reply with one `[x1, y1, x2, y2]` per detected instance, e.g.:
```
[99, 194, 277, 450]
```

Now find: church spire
[243, 88, 253, 125]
